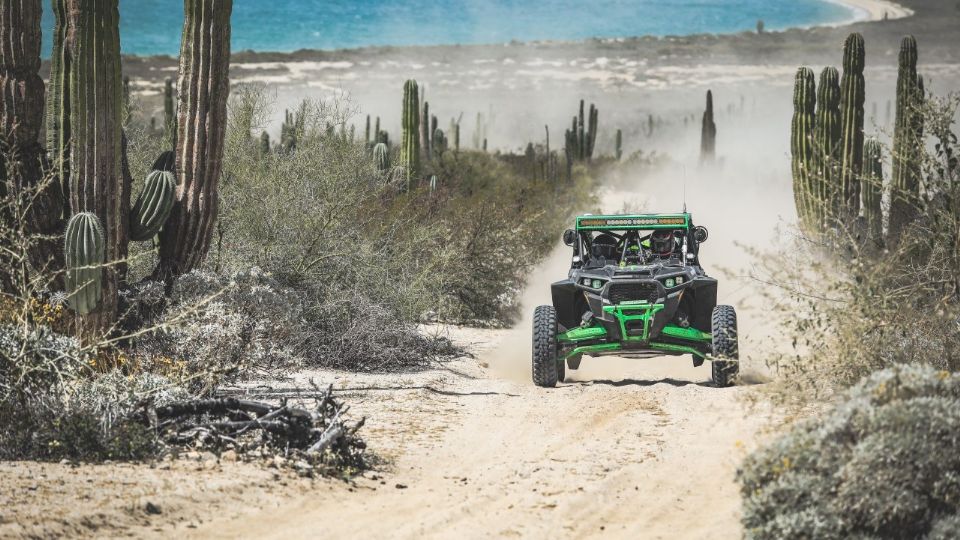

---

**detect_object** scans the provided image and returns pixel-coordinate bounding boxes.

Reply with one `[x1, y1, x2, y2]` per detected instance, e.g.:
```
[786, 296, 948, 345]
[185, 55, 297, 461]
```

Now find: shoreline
[827, 0, 913, 26]
[115, 0, 915, 63]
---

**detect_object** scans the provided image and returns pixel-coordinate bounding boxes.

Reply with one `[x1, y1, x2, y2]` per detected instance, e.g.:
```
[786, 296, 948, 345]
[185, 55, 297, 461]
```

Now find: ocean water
[41, 0, 855, 57]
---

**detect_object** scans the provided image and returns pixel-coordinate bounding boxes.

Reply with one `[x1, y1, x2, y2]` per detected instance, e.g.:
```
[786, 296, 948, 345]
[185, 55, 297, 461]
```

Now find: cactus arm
[839, 33, 866, 218]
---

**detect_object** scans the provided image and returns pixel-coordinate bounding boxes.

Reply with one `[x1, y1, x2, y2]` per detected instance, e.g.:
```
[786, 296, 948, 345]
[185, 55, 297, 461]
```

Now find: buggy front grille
[607, 281, 661, 305]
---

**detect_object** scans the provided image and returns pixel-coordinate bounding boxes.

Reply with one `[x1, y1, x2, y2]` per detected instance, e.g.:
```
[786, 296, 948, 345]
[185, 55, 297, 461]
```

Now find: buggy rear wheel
[532, 305, 559, 388]
[711, 305, 739, 387]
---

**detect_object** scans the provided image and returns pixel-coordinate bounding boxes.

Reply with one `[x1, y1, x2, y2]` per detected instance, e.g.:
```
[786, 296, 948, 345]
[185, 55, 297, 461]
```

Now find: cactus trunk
[700, 90, 716, 163]
[400, 79, 420, 190]
[46, 0, 70, 187]
[155, 0, 233, 281]
[615, 129, 622, 160]
[0, 0, 66, 290]
[861, 138, 884, 248]
[838, 33, 865, 218]
[814, 67, 841, 226]
[64, 0, 127, 335]
[791, 67, 818, 232]
[889, 36, 921, 243]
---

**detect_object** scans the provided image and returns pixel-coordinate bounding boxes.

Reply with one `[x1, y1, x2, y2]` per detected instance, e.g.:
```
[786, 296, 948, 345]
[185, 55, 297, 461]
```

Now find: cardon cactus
[400, 79, 420, 190]
[814, 67, 841, 223]
[420, 100, 430, 161]
[65, 212, 106, 315]
[889, 36, 920, 242]
[791, 67, 818, 231]
[61, 0, 127, 332]
[259, 131, 270, 155]
[373, 142, 390, 172]
[700, 90, 716, 163]
[861, 138, 884, 247]
[838, 33, 865, 218]
[615, 128, 623, 160]
[429, 175, 438, 194]
[434, 128, 446, 155]
[129, 169, 176, 241]
[156, 0, 234, 280]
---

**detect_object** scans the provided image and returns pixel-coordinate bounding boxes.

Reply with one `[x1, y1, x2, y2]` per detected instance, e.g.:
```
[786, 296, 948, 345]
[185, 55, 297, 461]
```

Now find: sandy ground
[0, 328, 775, 539]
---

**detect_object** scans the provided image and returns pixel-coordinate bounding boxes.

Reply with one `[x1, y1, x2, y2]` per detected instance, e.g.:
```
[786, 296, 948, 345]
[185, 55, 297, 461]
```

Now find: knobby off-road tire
[711, 305, 740, 387]
[532, 305, 560, 387]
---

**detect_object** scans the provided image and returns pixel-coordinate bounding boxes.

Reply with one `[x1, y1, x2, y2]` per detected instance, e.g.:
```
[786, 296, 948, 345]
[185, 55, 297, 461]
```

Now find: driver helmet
[650, 230, 675, 257]
[591, 233, 617, 260]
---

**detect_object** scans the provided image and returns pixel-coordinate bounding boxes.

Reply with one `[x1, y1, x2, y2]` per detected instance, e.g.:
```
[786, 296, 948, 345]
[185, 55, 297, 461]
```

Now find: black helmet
[591, 233, 617, 260]
[651, 230, 675, 256]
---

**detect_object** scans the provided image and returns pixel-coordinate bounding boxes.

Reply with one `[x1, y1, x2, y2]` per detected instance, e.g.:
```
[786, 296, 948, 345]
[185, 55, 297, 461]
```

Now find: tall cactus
[700, 90, 716, 163]
[889, 36, 920, 242]
[421, 100, 430, 161]
[63, 0, 127, 334]
[615, 129, 623, 160]
[433, 128, 446, 155]
[814, 67, 841, 224]
[373, 142, 389, 172]
[400, 79, 420, 190]
[259, 131, 270, 155]
[791, 67, 818, 231]
[861, 138, 884, 247]
[64, 212, 106, 315]
[364, 114, 371, 146]
[156, 0, 234, 280]
[0, 0, 65, 287]
[839, 33, 865, 218]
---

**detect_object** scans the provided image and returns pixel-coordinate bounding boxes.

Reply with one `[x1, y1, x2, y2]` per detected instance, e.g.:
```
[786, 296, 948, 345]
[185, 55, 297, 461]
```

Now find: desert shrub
[132, 268, 458, 377]
[739, 365, 960, 539]
[0, 370, 179, 461]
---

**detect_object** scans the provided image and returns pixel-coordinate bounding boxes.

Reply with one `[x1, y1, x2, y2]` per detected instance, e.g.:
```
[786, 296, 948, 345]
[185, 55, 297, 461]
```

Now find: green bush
[739, 365, 960, 539]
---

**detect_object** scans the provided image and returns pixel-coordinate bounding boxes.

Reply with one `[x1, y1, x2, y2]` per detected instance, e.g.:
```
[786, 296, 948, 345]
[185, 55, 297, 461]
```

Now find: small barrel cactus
[374, 142, 390, 172]
[65, 212, 106, 315]
[129, 169, 176, 241]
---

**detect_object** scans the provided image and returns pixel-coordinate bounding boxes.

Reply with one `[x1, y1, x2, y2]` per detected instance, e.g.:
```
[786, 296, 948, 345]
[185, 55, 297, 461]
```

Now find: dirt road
[178, 325, 773, 539]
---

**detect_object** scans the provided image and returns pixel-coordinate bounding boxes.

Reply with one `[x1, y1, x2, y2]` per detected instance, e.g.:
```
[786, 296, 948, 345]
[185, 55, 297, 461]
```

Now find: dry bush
[739, 365, 960, 539]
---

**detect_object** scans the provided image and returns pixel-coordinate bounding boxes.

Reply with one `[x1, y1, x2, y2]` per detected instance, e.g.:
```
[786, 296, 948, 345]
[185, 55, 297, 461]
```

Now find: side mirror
[694, 226, 709, 243]
[562, 229, 577, 247]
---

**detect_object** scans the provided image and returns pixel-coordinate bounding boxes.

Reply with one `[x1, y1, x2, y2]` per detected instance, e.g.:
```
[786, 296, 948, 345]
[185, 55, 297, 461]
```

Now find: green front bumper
[556, 301, 712, 361]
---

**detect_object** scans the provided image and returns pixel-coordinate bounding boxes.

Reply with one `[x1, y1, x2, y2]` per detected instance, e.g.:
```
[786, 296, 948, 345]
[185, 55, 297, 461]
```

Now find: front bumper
[556, 300, 712, 361]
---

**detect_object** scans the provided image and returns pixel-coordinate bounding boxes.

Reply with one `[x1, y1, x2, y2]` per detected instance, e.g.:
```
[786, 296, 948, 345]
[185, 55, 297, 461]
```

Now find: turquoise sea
[41, 0, 856, 57]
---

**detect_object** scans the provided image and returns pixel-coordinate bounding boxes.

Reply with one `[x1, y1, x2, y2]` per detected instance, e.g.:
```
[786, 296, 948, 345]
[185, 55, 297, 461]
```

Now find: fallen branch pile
[139, 385, 366, 474]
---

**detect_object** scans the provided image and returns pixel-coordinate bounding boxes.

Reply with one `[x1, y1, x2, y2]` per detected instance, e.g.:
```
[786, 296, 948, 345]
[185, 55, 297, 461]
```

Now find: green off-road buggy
[532, 213, 739, 387]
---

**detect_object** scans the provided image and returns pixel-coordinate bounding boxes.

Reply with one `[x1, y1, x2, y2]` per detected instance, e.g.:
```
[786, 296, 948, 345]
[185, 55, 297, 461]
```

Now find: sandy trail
[185, 334, 772, 540]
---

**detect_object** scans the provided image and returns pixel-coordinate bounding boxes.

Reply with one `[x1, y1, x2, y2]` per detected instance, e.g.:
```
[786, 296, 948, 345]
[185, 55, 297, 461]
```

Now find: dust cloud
[483, 87, 798, 384]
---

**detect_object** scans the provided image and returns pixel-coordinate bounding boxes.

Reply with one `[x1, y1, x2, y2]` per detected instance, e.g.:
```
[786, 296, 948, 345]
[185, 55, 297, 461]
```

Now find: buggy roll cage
[568, 213, 706, 267]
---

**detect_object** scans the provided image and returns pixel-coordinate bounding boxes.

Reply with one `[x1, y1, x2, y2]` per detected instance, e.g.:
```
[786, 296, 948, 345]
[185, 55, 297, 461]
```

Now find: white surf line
[822, 0, 914, 26]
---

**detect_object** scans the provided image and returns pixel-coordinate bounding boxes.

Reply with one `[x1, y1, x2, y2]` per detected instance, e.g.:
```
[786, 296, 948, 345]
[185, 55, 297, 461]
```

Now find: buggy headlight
[664, 278, 675, 288]
[592, 279, 603, 289]
[676, 276, 684, 285]
[581, 278, 605, 289]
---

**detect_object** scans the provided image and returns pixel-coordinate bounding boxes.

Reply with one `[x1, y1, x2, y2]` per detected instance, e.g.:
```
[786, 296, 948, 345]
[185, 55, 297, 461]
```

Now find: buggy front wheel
[532, 305, 559, 388]
[711, 305, 740, 387]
